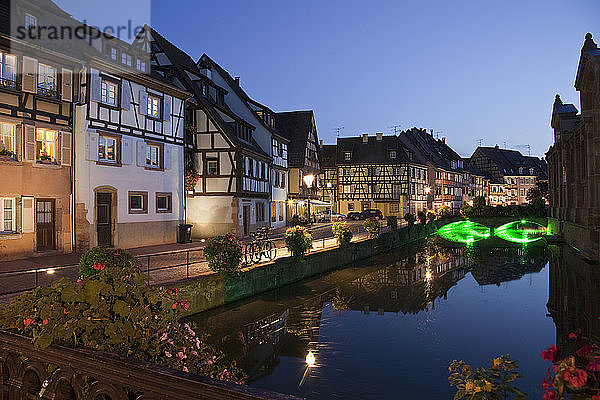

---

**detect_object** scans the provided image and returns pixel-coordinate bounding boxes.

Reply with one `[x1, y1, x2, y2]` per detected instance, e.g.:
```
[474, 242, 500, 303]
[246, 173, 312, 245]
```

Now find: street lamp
[303, 173, 315, 225]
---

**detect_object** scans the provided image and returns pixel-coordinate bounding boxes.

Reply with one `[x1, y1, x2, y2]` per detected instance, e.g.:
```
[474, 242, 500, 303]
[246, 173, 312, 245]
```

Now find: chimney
[376, 132, 383, 141]
[430, 129, 434, 136]
[495, 144, 499, 149]
[441, 137, 446, 143]
[234, 77, 240, 85]
[362, 133, 368, 143]
[319, 139, 323, 147]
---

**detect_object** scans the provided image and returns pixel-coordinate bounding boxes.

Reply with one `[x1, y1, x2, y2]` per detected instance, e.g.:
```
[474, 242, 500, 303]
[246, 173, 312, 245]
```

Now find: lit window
[145, 143, 161, 168]
[0, 122, 15, 156]
[156, 193, 172, 213]
[344, 152, 351, 161]
[35, 128, 58, 162]
[0, 197, 15, 232]
[147, 95, 161, 118]
[0, 52, 17, 88]
[37, 63, 57, 96]
[25, 13, 37, 29]
[98, 134, 117, 162]
[101, 80, 118, 106]
[207, 159, 218, 175]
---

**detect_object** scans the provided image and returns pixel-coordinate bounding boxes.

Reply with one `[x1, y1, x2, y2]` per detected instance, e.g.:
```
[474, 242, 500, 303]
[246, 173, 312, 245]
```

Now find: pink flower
[42, 319, 49, 325]
[586, 357, 600, 372]
[568, 332, 577, 339]
[542, 345, 560, 363]
[177, 351, 186, 360]
[92, 262, 106, 271]
[164, 351, 172, 358]
[562, 368, 587, 388]
[182, 366, 189, 372]
[160, 332, 168, 341]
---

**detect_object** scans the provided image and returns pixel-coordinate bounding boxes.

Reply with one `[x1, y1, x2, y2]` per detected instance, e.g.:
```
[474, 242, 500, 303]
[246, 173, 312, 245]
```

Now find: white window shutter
[164, 145, 172, 169]
[120, 80, 131, 110]
[61, 131, 72, 166]
[22, 56, 38, 93]
[139, 91, 148, 115]
[136, 140, 146, 166]
[121, 137, 133, 164]
[87, 132, 99, 161]
[162, 96, 171, 121]
[90, 72, 102, 102]
[24, 125, 36, 162]
[15, 124, 22, 161]
[21, 197, 34, 233]
[61, 68, 73, 102]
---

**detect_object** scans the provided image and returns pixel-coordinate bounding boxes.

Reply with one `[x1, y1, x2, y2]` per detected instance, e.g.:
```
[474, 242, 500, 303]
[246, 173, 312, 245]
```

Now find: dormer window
[110, 48, 117, 60]
[519, 167, 523, 174]
[529, 168, 534, 175]
[389, 150, 397, 159]
[451, 160, 457, 169]
[25, 13, 37, 29]
[344, 152, 351, 161]
[136, 59, 146, 72]
[121, 52, 132, 67]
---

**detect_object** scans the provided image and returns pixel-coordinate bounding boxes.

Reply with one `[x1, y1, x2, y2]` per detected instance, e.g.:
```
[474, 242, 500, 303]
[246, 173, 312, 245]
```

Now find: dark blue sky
[58, 0, 599, 157]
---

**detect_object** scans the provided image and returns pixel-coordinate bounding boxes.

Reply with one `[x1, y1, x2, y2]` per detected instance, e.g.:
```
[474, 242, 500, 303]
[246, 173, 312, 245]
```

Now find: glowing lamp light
[425, 187, 431, 194]
[46, 268, 55, 275]
[303, 174, 315, 188]
[306, 351, 316, 367]
[425, 271, 432, 280]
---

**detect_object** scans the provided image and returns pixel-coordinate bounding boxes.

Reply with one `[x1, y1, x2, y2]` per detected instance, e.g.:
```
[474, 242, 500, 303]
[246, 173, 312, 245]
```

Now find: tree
[472, 196, 486, 209]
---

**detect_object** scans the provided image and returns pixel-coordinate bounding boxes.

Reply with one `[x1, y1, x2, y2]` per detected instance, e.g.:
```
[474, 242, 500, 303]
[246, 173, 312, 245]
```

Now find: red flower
[171, 302, 178, 310]
[592, 392, 600, 400]
[42, 319, 49, 325]
[586, 357, 600, 372]
[23, 318, 35, 326]
[113, 250, 120, 256]
[576, 343, 594, 357]
[63, 308, 69, 315]
[568, 332, 577, 339]
[542, 390, 556, 400]
[562, 368, 587, 388]
[167, 287, 178, 296]
[92, 262, 106, 271]
[542, 345, 560, 363]
[542, 378, 551, 390]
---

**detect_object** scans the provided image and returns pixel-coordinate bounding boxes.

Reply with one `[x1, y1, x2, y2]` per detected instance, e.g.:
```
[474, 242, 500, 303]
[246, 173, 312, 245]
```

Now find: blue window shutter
[121, 80, 131, 110]
[90, 73, 102, 102]
[164, 145, 172, 169]
[122, 137, 133, 164]
[139, 91, 148, 115]
[136, 140, 146, 166]
[87, 132, 99, 161]
[162, 96, 171, 121]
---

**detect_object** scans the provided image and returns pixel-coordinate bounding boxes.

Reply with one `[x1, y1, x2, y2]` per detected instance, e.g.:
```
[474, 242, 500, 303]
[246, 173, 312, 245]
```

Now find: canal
[188, 237, 598, 399]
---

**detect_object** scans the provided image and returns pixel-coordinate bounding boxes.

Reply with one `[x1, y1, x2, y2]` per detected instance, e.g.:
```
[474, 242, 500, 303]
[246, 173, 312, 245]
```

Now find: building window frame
[0, 197, 15, 232]
[37, 63, 57, 97]
[25, 13, 37, 29]
[206, 158, 218, 176]
[101, 78, 119, 107]
[145, 142, 163, 169]
[98, 133, 120, 164]
[155, 192, 172, 213]
[128, 191, 148, 214]
[0, 52, 17, 89]
[35, 128, 58, 163]
[256, 202, 265, 222]
[0, 122, 16, 157]
[147, 94, 161, 119]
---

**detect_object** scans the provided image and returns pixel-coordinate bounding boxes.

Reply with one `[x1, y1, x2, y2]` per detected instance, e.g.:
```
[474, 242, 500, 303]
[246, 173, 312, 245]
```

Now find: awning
[308, 200, 331, 207]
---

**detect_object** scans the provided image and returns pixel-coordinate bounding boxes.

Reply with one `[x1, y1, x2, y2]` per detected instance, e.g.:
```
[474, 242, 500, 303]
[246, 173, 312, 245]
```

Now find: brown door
[97, 193, 112, 247]
[243, 205, 250, 236]
[36, 199, 55, 251]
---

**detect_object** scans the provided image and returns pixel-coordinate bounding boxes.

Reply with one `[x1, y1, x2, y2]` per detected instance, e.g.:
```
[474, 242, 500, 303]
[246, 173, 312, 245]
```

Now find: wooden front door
[243, 205, 250, 236]
[96, 193, 112, 247]
[36, 199, 55, 251]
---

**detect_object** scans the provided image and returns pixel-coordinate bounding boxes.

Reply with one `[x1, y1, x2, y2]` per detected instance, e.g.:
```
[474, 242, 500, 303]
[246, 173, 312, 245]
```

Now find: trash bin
[177, 224, 193, 244]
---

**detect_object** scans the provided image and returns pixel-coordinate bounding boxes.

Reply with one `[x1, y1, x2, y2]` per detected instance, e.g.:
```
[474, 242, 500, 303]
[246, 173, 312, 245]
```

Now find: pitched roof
[473, 146, 547, 178]
[334, 134, 410, 165]
[398, 128, 464, 171]
[320, 144, 337, 168]
[275, 110, 316, 167]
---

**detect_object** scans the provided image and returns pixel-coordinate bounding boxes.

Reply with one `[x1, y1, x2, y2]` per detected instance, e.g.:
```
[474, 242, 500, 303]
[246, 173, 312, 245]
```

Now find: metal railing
[0, 223, 390, 299]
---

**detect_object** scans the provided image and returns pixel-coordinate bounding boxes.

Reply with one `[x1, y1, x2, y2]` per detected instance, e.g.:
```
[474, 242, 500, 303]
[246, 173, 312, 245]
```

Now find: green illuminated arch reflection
[437, 221, 491, 244]
[494, 220, 547, 244]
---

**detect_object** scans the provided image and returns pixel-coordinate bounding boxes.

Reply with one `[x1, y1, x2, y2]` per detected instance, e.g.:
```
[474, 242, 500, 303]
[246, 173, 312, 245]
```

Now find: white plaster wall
[186, 195, 234, 237]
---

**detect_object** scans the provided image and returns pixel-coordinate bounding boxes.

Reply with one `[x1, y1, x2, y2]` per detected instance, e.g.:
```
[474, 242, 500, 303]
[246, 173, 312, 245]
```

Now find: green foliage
[438, 205, 451, 217]
[363, 218, 380, 239]
[332, 221, 353, 247]
[0, 267, 246, 384]
[387, 216, 398, 231]
[417, 211, 427, 225]
[427, 211, 437, 223]
[448, 355, 526, 400]
[404, 213, 416, 226]
[473, 196, 487, 209]
[79, 247, 137, 278]
[203, 233, 244, 276]
[284, 225, 312, 260]
[460, 204, 473, 218]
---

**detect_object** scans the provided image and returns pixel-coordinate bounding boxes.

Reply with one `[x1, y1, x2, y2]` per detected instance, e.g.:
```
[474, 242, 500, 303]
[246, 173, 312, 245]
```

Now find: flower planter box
[186, 190, 195, 196]
[38, 159, 54, 164]
[0, 155, 14, 161]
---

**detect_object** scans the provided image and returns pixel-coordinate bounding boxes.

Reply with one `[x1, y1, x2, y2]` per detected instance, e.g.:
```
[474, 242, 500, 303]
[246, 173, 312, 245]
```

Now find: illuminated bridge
[437, 220, 547, 245]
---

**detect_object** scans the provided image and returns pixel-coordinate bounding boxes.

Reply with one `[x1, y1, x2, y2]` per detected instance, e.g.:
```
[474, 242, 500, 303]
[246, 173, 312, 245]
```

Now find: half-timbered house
[275, 111, 322, 219]
[73, 29, 189, 250]
[320, 144, 339, 213]
[142, 28, 273, 237]
[0, 0, 79, 260]
[332, 133, 410, 217]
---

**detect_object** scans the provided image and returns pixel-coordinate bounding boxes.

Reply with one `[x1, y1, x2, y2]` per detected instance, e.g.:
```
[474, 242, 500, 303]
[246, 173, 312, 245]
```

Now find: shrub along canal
[187, 236, 594, 399]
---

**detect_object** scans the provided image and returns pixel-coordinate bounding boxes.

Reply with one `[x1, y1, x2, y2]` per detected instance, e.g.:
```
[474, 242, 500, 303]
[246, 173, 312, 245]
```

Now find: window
[393, 167, 402, 176]
[271, 203, 276, 222]
[101, 80, 118, 106]
[121, 52, 132, 66]
[110, 48, 117, 60]
[343, 185, 351, 194]
[25, 13, 37, 29]
[344, 152, 351, 161]
[136, 59, 146, 72]
[156, 193, 172, 213]
[0, 198, 15, 232]
[256, 202, 265, 222]
[348, 203, 355, 211]
[128, 191, 148, 214]
[393, 184, 402, 200]
[0, 122, 15, 156]
[98, 134, 118, 163]
[37, 64, 57, 96]
[274, 171, 280, 187]
[0, 52, 17, 88]
[147, 95, 161, 118]
[206, 159, 218, 175]
[389, 150, 397, 159]
[145, 143, 161, 168]
[279, 202, 284, 221]
[390, 203, 399, 213]
[281, 172, 285, 189]
[36, 128, 58, 162]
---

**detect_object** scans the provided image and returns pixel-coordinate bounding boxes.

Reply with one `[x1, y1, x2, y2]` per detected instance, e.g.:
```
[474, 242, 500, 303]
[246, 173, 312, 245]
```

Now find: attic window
[344, 152, 351, 161]
[389, 150, 397, 159]
[529, 168, 534, 175]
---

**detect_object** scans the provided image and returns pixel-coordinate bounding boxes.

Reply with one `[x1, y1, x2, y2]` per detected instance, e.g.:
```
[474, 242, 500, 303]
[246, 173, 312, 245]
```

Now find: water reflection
[188, 239, 565, 399]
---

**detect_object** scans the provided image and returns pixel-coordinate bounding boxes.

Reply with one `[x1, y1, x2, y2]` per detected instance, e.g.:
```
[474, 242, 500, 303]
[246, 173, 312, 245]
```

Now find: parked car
[331, 212, 346, 222]
[315, 212, 346, 222]
[347, 212, 362, 220]
[360, 209, 384, 220]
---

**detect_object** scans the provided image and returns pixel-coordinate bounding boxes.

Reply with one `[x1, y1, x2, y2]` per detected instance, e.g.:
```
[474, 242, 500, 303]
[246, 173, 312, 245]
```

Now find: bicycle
[245, 227, 277, 264]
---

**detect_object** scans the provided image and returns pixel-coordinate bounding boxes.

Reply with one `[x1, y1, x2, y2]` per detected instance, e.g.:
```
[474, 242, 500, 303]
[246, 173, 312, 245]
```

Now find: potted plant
[38, 153, 53, 164]
[332, 221, 353, 247]
[185, 170, 200, 194]
[203, 233, 244, 276]
[284, 225, 312, 260]
[363, 217, 380, 240]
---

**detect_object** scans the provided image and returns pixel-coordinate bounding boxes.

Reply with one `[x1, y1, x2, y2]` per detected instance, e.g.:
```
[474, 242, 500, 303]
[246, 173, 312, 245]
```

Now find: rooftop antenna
[434, 130, 444, 140]
[515, 144, 531, 156]
[503, 140, 507, 148]
[332, 126, 344, 138]
[478, 139, 483, 147]
[388, 124, 402, 134]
